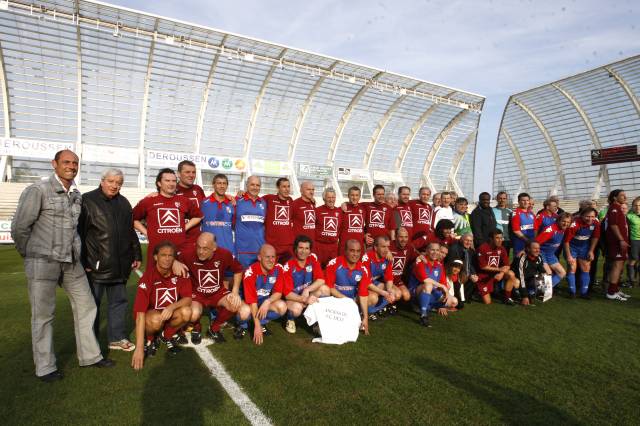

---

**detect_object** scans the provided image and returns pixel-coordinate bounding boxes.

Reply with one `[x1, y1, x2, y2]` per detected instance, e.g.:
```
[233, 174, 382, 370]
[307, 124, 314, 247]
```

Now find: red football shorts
[606, 239, 629, 261]
[193, 288, 230, 307]
[475, 274, 494, 296]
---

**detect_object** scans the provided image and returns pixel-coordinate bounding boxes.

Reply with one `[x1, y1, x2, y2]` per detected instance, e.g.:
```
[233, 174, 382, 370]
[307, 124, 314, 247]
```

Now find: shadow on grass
[413, 357, 581, 425]
[141, 350, 223, 426]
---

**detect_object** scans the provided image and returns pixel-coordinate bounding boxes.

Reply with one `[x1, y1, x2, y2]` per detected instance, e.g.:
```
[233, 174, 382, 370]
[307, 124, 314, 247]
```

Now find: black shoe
[504, 298, 516, 306]
[85, 358, 115, 368]
[144, 339, 158, 358]
[419, 315, 431, 328]
[388, 304, 398, 316]
[190, 331, 202, 345]
[580, 293, 591, 300]
[176, 332, 189, 345]
[312, 324, 321, 337]
[233, 326, 247, 340]
[162, 336, 182, 356]
[39, 370, 63, 383]
[207, 329, 226, 343]
[368, 313, 378, 321]
[261, 326, 273, 336]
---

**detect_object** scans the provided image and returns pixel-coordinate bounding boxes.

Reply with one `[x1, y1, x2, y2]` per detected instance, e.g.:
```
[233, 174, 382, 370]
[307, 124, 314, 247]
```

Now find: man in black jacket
[470, 192, 497, 247]
[79, 168, 142, 352]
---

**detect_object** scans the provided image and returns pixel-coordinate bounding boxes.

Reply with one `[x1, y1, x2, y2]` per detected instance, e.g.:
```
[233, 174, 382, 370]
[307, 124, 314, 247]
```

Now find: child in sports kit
[564, 208, 600, 298]
[535, 213, 572, 291]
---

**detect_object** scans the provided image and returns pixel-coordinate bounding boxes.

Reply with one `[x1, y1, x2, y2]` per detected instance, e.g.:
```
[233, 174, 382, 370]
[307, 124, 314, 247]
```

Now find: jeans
[89, 280, 129, 343]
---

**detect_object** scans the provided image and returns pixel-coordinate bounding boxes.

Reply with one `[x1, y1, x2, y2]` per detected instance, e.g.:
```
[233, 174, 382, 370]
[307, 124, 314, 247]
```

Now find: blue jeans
[89, 280, 128, 343]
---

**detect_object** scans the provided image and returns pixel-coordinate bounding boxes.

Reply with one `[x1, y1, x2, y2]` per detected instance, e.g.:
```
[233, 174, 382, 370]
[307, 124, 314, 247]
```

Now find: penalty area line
[192, 343, 273, 426]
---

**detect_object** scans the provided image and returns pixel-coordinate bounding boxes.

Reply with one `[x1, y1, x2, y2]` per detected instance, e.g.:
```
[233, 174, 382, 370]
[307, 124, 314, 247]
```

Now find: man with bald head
[292, 181, 317, 244]
[179, 232, 249, 344]
[12, 149, 113, 382]
[235, 176, 267, 268]
[241, 244, 288, 345]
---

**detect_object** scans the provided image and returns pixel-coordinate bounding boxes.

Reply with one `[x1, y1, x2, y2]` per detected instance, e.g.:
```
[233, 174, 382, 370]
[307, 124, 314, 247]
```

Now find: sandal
[109, 339, 136, 352]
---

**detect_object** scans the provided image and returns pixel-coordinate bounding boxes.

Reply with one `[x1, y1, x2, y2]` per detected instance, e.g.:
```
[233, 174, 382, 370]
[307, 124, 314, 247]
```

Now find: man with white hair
[79, 168, 142, 352]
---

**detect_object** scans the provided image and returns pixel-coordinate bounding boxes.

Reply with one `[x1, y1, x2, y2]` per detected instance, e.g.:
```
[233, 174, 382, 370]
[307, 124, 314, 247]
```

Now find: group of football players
[129, 160, 636, 370]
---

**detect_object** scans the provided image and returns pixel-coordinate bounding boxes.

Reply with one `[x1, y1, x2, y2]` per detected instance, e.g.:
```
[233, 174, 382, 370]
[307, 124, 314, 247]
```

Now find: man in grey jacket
[11, 150, 114, 382]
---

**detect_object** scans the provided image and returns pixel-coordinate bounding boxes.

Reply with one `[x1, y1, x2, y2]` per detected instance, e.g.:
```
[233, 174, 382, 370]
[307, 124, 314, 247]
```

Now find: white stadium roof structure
[0, 0, 484, 199]
[494, 54, 640, 202]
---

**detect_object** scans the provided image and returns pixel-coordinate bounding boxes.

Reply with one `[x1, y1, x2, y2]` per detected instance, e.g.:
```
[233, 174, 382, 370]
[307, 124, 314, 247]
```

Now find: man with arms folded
[476, 230, 521, 305]
[175, 160, 207, 243]
[133, 168, 202, 270]
[235, 176, 267, 268]
[180, 233, 250, 344]
[324, 239, 371, 335]
[241, 244, 288, 345]
[470, 192, 497, 247]
[408, 241, 457, 328]
[282, 235, 329, 334]
[292, 181, 317, 243]
[361, 235, 401, 319]
[263, 177, 295, 264]
[315, 188, 342, 267]
[131, 242, 192, 370]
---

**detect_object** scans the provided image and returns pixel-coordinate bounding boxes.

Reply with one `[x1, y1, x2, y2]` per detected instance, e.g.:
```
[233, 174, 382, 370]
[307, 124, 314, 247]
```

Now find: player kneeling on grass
[241, 244, 288, 345]
[476, 229, 521, 305]
[131, 242, 192, 370]
[324, 239, 371, 335]
[512, 241, 550, 304]
[180, 232, 251, 344]
[282, 235, 329, 334]
[409, 241, 457, 328]
[362, 235, 401, 320]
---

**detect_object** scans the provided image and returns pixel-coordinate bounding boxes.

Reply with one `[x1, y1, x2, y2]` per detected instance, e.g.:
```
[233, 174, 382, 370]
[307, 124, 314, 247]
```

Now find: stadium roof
[0, 0, 484, 197]
[493, 54, 640, 201]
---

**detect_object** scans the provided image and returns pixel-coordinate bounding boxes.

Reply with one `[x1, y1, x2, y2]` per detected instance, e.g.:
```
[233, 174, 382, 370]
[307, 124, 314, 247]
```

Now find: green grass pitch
[0, 245, 638, 425]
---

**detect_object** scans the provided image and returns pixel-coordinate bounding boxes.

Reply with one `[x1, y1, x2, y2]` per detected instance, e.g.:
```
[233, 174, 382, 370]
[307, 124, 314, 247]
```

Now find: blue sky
[110, 0, 640, 197]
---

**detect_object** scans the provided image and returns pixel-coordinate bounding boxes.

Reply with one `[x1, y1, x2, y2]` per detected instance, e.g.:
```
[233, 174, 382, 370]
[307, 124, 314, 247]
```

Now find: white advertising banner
[372, 170, 404, 183]
[146, 150, 247, 173]
[0, 220, 13, 244]
[336, 167, 370, 182]
[82, 144, 139, 165]
[0, 138, 74, 159]
[251, 159, 291, 176]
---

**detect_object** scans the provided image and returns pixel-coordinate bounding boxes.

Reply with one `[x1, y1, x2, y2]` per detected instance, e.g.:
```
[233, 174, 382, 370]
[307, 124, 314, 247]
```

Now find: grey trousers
[24, 258, 103, 377]
[89, 281, 128, 343]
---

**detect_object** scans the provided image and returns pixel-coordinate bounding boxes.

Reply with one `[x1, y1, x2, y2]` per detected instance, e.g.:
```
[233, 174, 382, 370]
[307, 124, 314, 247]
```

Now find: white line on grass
[192, 342, 273, 426]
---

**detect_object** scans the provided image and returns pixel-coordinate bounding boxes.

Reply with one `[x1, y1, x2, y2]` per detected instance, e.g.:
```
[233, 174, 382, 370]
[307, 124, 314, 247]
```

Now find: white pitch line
[192, 343, 273, 426]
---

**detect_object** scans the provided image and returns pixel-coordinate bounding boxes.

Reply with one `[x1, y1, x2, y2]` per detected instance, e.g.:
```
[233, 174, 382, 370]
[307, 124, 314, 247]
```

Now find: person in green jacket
[452, 197, 472, 238]
[626, 197, 640, 286]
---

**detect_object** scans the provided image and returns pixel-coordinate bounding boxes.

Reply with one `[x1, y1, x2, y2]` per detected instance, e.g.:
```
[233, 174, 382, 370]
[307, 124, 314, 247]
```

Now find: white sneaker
[285, 320, 297, 334]
[617, 291, 632, 298]
[606, 292, 627, 301]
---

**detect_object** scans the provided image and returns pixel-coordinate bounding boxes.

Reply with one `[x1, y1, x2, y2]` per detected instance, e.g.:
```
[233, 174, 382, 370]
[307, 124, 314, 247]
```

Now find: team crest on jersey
[434, 269, 439, 277]
[139, 283, 147, 290]
[268, 276, 276, 284]
[214, 261, 220, 268]
[354, 274, 362, 282]
[381, 263, 387, 270]
[305, 265, 312, 273]
[348, 214, 362, 228]
[155, 287, 177, 309]
[158, 208, 180, 228]
[393, 257, 405, 271]
[361, 253, 369, 261]
[370, 210, 385, 225]
[400, 210, 412, 225]
[244, 268, 253, 278]
[418, 208, 431, 222]
[324, 216, 338, 232]
[545, 227, 553, 233]
[174, 201, 181, 208]
[226, 207, 232, 214]
[275, 205, 290, 220]
[488, 255, 500, 267]
[171, 277, 177, 284]
[198, 269, 219, 289]
[304, 210, 316, 225]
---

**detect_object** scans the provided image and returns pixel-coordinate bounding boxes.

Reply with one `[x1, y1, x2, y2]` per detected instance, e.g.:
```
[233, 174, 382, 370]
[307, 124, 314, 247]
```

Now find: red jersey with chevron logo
[315, 205, 342, 244]
[364, 202, 394, 238]
[133, 268, 192, 313]
[263, 194, 295, 255]
[340, 203, 365, 246]
[179, 244, 243, 297]
[292, 197, 316, 242]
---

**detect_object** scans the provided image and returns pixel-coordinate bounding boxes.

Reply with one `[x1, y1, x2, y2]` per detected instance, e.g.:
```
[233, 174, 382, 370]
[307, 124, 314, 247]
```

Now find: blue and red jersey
[282, 254, 324, 295]
[564, 217, 600, 250]
[235, 194, 266, 256]
[200, 196, 236, 255]
[324, 256, 371, 299]
[512, 208, 535, 238]
[408, 258, 447, 291]
[535, 223, 566, 253]
[534, 210, 558, 233]
[361, 249, 394, 284]
[242, 262, 286, 305]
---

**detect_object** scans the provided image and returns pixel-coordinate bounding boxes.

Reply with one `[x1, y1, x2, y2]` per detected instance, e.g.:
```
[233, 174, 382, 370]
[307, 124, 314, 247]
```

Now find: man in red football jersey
[339, 186, 366, 251]
[175, 160, 207, 243]
[292, 180, 316, 243]
[131, 242, 192, 370]
[180, 232, 250, 344]
[263, 177, 295, 264]
[389, 227, 415, 302]
[315, 188, 343, 267]
[411, 187, 434, 240]
[476, 230, 520, 305]
[364, 184, 395, 246]
[393, 186, 415, 240]
[133, 168, 202, 270]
